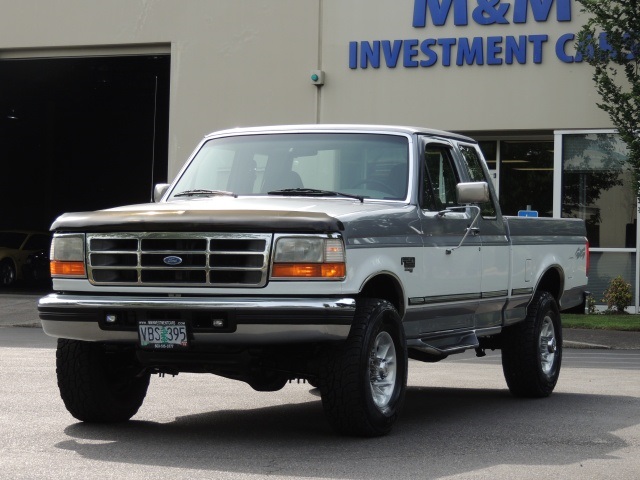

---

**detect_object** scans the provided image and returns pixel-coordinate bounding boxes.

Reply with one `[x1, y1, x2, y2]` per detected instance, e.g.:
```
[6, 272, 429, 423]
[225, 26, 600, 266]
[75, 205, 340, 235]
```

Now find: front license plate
[138, 320, 189, 350]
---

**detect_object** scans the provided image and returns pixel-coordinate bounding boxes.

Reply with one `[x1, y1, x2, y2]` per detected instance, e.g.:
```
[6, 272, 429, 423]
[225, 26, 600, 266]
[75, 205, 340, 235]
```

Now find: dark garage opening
[0, 54, 171, 232]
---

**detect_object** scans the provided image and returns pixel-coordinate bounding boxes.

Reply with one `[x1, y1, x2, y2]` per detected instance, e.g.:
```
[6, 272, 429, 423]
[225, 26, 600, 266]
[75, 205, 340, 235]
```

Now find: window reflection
[562, 133, 635, 248]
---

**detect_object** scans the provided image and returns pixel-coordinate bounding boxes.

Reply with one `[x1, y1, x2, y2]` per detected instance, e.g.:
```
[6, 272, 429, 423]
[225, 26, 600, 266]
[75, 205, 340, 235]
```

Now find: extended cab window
[458, 143, 497, 217]
[422, 145, 459, 211]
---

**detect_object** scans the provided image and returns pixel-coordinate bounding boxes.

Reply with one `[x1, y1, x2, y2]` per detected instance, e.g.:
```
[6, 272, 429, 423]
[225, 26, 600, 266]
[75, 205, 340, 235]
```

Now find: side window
[422, 145, 460, 211]
[458, 144, 497, 217]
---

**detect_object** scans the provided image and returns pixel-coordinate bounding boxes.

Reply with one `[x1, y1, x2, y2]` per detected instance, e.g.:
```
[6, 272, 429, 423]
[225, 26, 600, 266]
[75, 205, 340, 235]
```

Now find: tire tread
[56, 339, 150, 422]
[501, 291, 562, 398]
[319, 299, 407, 436]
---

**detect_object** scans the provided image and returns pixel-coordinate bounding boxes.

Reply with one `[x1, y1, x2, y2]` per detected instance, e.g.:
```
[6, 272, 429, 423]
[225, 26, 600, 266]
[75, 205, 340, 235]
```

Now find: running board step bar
[407, 331, 480, 356]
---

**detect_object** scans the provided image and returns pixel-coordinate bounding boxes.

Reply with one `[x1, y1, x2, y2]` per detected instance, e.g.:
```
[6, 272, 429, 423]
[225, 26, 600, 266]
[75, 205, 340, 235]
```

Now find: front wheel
[319, 299, 408, 436]
[56, 339, 150, 422]
[0, 259, 16, 287]
[501, 291, 562, 397]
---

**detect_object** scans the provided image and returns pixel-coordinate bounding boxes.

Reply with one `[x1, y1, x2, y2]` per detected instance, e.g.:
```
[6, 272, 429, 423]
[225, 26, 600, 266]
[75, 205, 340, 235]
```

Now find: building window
[478, 131, 638, 309]
[478, 141, 497, 171]
[562, 133, 635, 248]
[499, 141, 554, 217]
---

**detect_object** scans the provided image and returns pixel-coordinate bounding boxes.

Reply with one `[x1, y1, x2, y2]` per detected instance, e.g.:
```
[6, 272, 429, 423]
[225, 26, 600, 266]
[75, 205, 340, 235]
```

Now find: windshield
[168, 133, 410, 201]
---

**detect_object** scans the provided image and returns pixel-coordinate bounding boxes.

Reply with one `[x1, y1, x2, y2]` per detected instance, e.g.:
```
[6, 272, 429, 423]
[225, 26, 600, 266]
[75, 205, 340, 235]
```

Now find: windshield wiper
[174, 189, 237, 198]
[267, 188, 364, 203]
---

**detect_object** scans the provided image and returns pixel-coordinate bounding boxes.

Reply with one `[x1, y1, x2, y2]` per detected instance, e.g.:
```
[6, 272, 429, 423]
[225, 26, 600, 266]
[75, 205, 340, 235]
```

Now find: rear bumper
[38, 293, 356, 344]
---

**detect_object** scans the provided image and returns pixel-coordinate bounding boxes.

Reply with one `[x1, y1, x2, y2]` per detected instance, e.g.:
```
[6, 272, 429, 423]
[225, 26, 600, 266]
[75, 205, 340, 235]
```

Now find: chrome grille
[86, 233, 272, 287]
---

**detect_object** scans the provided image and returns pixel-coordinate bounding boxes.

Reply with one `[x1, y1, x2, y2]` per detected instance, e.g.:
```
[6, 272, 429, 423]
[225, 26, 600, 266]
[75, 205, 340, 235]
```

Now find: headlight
[50, 234, 86, 277]
[272, 236, 346, 280]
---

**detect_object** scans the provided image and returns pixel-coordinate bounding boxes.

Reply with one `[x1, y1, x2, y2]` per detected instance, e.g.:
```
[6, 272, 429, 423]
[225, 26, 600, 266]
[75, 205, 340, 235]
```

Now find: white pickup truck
[39, 125, 588, 436]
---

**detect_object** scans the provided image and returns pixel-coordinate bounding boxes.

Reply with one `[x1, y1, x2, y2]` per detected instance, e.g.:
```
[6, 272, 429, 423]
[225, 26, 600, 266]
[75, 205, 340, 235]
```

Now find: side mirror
[456, 182, 489, 204]
[153, 183, 171, 202]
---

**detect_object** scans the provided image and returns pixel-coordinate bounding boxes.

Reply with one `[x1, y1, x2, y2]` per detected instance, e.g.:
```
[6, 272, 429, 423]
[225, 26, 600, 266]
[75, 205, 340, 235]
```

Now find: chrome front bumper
[38, 294, 356, 344]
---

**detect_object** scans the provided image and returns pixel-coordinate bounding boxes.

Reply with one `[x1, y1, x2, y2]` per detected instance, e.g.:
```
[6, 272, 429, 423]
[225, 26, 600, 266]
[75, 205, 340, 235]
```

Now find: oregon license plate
[138, 320, 188, 350]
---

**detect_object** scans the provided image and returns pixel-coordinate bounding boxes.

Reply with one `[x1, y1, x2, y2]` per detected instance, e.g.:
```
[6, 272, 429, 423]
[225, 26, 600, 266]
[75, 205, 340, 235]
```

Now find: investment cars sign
[348, 0, 604, 69]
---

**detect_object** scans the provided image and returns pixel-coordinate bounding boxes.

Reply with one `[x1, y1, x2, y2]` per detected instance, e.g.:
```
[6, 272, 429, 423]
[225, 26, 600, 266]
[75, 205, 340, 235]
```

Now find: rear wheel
[56, 339, 150, 422]
[320, 299, 407, 436]
[501, 291, 562, 397]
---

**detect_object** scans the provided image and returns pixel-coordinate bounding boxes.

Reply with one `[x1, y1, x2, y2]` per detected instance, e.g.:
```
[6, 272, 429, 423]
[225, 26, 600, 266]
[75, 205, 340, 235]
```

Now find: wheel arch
[0, 255, 17, 267]
[358, 272, 405, 318]
[534, 265, 564, 304]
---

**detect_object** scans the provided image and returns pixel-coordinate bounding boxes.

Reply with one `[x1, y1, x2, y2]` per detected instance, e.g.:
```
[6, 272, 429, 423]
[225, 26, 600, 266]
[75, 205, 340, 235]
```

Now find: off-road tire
[319, 298, 407, 437]
[56, 339, 150, 422]
[501, 291, 562, 397]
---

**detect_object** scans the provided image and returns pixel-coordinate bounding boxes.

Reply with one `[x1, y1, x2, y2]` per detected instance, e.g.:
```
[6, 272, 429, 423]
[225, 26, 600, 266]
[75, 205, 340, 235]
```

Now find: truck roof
[205, 124, 476, 143]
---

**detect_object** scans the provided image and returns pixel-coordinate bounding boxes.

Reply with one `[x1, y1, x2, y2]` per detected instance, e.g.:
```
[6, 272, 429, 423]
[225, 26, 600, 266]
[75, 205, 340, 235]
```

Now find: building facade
[0, 0, 635, 308]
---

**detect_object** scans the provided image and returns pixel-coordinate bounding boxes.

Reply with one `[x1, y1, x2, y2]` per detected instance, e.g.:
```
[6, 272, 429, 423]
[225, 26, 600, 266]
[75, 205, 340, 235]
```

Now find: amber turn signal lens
[272, 263, 345, 279]
[50, 260, 86, 277]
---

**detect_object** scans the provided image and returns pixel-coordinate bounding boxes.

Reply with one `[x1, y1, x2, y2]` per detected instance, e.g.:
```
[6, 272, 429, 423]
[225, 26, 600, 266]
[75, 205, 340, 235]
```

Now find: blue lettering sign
[472, 0, 510, 25]
[349, 0, 576, 70]
[414, 0, 571, 27]
[404, 39, 420, 67]
[597, 32, 615, 59]
[505, 35, 527, 64]
[457, 37, 485, 65]
[624, 33, 639, 60]
[349, 42, 358, 69]
[413, 0, 468, 27]
[361, 41, 381, 69]
[529, 34, 548, 63]
[438, 38, 457, 66]
[513, 0, 571, 23]
[555, 33, 577, 63]
[382, 40, 403, 68]
[420, 39, 439, 66]
[486, 36, 503, 64]
[349, 35, 555, 69]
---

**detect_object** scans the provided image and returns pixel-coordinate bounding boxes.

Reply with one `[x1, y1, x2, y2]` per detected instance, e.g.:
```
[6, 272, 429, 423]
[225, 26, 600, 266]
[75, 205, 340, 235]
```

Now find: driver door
[406, 141, 482, 337]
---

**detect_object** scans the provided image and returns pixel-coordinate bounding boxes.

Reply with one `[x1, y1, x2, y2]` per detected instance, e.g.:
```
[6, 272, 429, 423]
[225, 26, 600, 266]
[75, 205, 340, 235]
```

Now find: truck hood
[50, 196, 412, 233]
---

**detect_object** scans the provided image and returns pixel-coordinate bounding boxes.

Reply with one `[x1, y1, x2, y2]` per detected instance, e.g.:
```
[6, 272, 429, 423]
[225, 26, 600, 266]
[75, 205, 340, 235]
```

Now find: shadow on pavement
[58, 386, 638, 479]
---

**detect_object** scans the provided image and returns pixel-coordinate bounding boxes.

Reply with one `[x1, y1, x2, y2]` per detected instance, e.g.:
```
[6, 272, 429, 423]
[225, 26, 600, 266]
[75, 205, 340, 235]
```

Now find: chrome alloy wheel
[539, 315, 557, 375]
[369, 331, 397, 410]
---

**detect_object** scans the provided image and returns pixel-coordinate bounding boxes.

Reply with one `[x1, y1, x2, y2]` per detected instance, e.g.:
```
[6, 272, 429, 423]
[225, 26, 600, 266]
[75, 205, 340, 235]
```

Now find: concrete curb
[564, 340, 610, 350]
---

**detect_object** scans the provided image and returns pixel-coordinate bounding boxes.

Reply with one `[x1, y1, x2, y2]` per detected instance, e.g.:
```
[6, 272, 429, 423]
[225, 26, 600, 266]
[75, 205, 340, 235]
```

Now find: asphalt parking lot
[1, 326, 639, 480]
[2, 289, 640, 479]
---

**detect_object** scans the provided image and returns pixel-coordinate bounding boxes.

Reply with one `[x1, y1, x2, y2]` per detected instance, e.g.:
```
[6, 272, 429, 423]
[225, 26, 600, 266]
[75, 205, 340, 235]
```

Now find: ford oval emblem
[163, 255, 183, 266]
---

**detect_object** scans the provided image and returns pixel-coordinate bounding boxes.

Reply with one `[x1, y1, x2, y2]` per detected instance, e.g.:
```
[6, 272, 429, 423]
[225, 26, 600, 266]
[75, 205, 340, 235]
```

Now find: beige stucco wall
[0, 0, 614, 176]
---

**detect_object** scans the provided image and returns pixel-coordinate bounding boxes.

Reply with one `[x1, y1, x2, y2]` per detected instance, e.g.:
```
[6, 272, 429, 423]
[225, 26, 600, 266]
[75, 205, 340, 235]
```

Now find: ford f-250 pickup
[38, 124, 588, 436]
